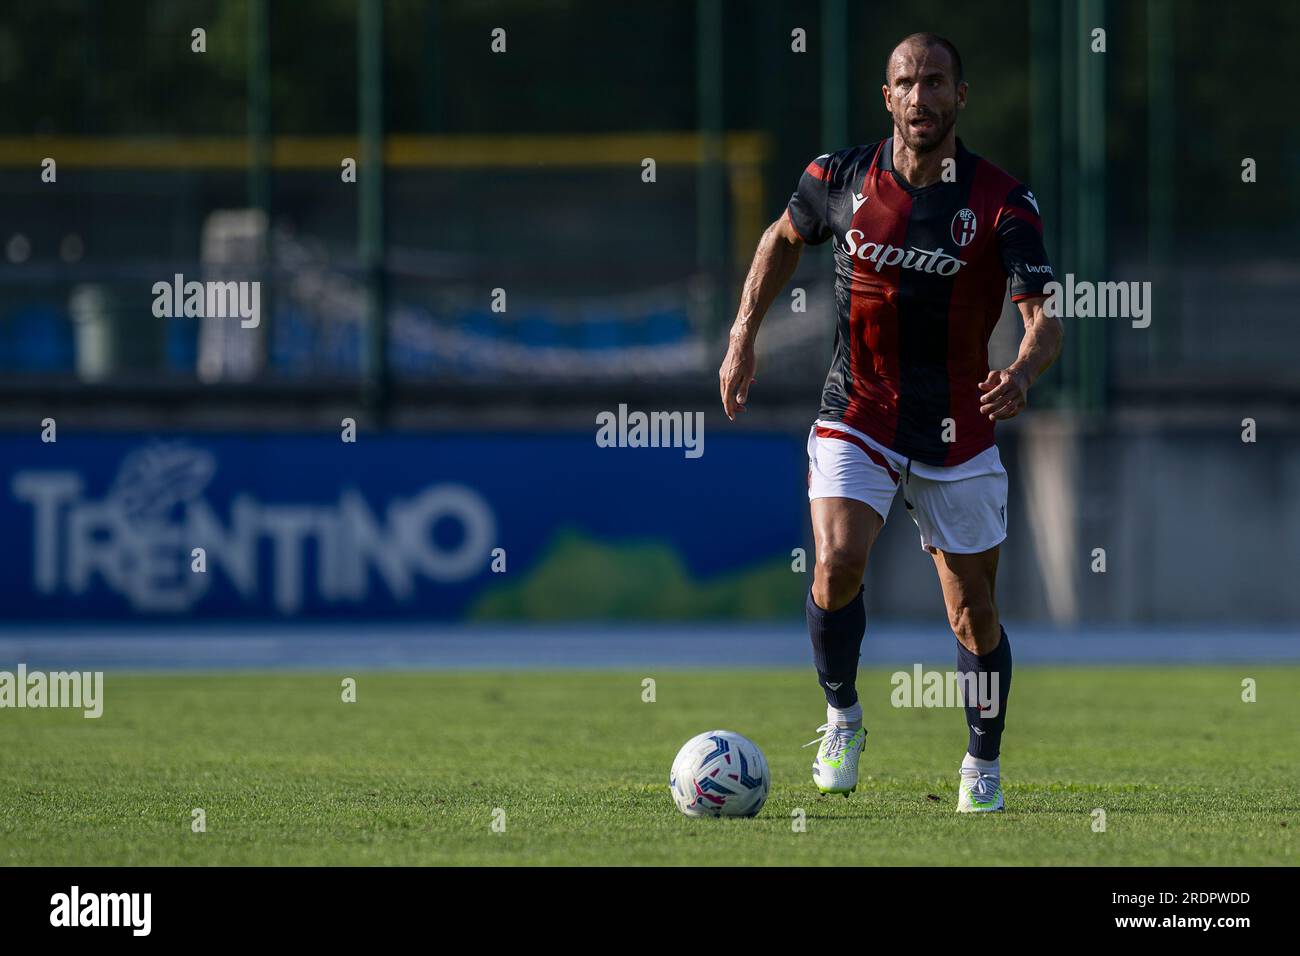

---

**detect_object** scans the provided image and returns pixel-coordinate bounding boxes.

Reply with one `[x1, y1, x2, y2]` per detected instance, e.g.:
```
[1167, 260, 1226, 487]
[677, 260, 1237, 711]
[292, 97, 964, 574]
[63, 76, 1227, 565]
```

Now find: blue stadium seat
[5, 305, 74, 372]
[641, 308, 689, 345]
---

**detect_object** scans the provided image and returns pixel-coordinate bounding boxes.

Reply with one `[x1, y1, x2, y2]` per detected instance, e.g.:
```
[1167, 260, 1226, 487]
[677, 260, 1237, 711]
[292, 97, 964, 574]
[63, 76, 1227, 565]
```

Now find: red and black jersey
[787, 138, 1055, 467]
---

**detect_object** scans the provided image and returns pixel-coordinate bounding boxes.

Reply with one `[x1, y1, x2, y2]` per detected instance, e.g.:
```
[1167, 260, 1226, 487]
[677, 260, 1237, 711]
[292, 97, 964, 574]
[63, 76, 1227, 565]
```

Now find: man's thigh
[929, 545, 1002, 651]
[808, 496, 884, 609]
[810, 496, 885, 565]
[930, 545, 1000, 608]
[904, 468, 1006, 648]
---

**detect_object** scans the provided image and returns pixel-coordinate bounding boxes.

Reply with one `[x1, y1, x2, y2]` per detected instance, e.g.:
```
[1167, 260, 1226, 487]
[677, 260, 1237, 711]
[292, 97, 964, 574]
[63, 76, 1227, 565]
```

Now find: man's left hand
[979, 367, 1030, 421]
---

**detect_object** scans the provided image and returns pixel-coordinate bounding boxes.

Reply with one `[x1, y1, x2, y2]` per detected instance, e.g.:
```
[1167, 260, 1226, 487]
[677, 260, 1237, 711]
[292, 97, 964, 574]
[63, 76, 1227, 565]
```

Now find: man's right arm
[718, 210, 806, 420]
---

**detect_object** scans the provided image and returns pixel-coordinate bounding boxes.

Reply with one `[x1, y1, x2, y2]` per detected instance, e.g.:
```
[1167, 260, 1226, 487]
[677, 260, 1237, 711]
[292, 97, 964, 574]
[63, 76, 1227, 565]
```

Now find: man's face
[881, 43, 966, 151]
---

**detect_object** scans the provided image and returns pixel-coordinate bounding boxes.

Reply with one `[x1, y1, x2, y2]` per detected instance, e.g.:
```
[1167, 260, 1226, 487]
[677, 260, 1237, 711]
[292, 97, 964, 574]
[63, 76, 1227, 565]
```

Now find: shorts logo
[951, 208, 977, 247]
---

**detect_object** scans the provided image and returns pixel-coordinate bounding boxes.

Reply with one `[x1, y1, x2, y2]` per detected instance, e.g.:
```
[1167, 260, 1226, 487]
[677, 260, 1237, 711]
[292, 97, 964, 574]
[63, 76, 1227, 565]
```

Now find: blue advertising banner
[0, 431, 808, 620]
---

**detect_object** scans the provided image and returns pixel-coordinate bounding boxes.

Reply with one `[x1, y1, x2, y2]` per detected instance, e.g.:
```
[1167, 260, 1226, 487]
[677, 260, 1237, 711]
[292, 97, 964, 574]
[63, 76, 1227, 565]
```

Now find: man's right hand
[719, 335, 757, 421]
[717, 211, 805, 421]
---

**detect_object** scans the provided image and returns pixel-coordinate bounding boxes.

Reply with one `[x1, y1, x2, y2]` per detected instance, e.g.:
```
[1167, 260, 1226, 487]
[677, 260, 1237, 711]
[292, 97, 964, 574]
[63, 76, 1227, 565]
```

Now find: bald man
[718, 32, 1063, 812]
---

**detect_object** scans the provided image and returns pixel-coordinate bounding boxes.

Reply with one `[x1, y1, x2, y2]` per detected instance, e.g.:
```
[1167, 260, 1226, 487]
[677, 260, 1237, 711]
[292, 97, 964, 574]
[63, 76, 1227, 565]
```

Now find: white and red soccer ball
[669, 730, 770, 818]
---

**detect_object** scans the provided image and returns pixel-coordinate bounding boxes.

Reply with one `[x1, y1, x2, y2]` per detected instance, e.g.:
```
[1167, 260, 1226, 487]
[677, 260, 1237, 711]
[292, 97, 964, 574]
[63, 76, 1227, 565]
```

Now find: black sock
[806, 586, 866, 708]
[956, 626, 1012, 760]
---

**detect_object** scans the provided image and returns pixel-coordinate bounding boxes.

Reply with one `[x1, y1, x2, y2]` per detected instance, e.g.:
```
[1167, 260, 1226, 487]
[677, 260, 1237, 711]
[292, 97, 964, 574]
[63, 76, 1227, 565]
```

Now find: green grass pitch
[0, 666, 1295, 865]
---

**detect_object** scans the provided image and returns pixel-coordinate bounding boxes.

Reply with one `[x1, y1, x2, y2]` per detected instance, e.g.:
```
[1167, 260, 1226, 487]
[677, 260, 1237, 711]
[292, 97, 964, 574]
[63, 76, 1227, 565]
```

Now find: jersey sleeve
[996, 184, 1055, 301]
[785, 154, 834, 246]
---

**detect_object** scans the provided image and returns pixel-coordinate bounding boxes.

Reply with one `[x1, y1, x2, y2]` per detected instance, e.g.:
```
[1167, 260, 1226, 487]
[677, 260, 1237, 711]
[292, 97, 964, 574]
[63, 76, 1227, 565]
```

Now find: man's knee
[949, 600, 1000, 654]
[812, 546, 866, 611]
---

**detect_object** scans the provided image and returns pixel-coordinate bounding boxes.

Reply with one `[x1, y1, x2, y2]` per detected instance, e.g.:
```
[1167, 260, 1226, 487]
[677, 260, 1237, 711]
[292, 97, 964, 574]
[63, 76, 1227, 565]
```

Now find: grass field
[0, 666, 1295, 866]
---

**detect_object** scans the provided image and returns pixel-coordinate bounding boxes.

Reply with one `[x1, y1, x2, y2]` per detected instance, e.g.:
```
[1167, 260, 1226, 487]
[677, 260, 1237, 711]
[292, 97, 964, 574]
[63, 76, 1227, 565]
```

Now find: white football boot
[803, 723, 867, 796]
[956, 755, 1004, 812]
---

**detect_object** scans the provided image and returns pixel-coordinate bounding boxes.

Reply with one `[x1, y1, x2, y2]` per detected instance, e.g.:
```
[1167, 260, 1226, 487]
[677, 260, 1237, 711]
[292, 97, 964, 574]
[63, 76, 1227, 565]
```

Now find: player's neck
[891, 131, 957, 189]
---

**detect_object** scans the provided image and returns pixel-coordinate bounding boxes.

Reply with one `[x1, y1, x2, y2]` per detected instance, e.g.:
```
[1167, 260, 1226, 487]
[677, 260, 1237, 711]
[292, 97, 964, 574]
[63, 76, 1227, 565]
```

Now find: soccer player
[718, 33, 1063, 812]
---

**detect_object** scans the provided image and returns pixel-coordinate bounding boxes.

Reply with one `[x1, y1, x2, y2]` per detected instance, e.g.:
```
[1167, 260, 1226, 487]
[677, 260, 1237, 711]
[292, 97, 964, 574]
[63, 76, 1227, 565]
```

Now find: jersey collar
[879, 136, 972, 194]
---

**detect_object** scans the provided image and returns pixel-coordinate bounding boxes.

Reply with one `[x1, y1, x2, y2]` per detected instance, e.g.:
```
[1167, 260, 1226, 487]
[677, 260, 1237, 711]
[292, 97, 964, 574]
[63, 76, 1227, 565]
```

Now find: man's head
[881, 33, 967, 152]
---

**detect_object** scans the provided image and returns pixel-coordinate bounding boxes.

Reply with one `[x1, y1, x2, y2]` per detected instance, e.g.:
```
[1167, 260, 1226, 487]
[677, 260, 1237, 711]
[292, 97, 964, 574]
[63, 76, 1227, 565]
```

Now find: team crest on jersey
[950, 208, 977, 247]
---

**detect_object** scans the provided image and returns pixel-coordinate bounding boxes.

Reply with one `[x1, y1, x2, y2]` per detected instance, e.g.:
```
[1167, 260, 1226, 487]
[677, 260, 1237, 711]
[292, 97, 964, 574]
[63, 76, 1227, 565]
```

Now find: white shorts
[806, 420, 1008, 554]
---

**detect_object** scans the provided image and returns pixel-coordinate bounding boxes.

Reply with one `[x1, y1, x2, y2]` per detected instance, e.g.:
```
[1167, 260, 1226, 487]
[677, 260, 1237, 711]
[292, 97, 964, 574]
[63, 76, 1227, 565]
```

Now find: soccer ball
[669, 730, 770, 818]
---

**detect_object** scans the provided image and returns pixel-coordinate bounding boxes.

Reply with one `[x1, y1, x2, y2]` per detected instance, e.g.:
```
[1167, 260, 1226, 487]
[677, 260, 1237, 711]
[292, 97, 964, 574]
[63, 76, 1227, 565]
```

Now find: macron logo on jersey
[851, 192, 868, 213]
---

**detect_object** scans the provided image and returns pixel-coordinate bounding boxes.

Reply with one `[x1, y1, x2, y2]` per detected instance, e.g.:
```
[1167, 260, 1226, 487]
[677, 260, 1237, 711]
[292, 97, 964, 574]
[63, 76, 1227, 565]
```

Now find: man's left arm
[979, 295, 1063, 421]
[981, 182, 1064, 421]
